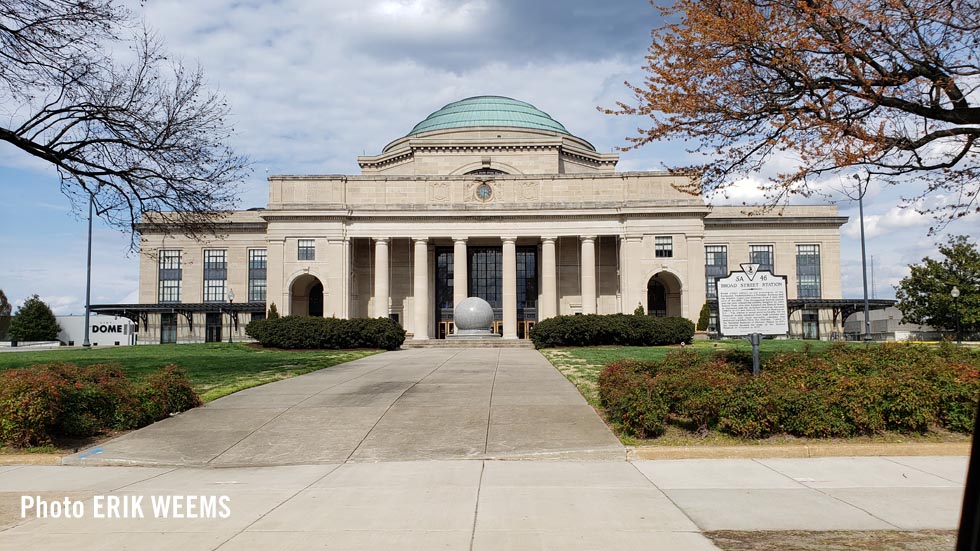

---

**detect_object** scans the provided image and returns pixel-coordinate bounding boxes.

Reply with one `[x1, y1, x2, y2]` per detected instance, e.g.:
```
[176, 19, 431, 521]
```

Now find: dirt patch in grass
[706, 530, 956, 551]
[1, 430, 133, 457]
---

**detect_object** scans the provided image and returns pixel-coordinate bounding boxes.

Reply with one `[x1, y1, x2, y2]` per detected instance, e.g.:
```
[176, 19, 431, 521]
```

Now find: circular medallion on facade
[475, 182, 493, 202]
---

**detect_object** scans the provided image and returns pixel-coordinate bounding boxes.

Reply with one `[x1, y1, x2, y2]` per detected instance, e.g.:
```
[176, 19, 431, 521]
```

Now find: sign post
[716, 263, 789, 376]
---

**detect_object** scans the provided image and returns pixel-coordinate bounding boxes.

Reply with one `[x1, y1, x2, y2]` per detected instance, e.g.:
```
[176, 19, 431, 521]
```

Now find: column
[413, 237, 429, 340]
[373, 238, 389, 319]
[541, 237, 557, 319]
[502, 237, 518, 339]
[453, 237, 468, 309]
[581, 235, 597, 314]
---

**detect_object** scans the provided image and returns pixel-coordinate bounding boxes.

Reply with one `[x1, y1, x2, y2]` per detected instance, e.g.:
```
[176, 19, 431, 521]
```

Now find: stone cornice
[137, 222, 267, 235]
[260, 211, 706, 224]
[704, 216, 849, 228]
[262, 202, 708, 216]
[270, 170, 680, 181]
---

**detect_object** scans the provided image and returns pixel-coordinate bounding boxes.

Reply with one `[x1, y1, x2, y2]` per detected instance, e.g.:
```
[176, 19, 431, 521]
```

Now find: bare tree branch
[0, 0, 249, 249]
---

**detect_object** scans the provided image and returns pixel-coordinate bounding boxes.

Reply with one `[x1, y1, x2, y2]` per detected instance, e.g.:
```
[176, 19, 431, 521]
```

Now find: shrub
[135, 365, 202, 424]
[633, 303, 645, 316]
[267, 302, 280, 319]
[9, 294, 61, 341]
[935, 363, 980, 432]
[0, 363, 201, 448]
[47, 363, 140, 436]
[598, 360, 668, 437]
[696, 303, 711, 331]
[246, 316, 406, 350]
[0, 368, 68, 446]
[529, 314, 694, 348]
[596, 342, 980, 440]
[657, 352, 746, 430]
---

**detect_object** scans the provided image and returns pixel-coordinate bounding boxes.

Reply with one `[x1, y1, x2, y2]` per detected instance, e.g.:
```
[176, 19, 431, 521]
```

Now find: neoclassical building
[100, 96, 862, 343]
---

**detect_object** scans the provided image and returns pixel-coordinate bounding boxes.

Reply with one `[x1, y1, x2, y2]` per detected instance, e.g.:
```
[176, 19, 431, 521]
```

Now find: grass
[0, 343, 380, 402]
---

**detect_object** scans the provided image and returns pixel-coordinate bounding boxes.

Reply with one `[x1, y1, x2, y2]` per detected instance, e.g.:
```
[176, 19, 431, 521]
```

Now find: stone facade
[134, 97, 847, 343]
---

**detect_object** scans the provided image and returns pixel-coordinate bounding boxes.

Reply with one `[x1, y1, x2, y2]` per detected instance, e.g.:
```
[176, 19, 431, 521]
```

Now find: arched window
[464, 168, 508, 175]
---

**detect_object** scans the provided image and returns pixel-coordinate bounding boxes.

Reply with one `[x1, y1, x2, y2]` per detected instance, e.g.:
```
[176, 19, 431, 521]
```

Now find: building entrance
[434, 245, 537, 338]
[205, 313, 222, 342]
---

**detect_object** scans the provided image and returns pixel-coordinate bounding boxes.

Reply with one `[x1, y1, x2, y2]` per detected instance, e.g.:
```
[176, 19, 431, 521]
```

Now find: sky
[1, 0, 977, 314]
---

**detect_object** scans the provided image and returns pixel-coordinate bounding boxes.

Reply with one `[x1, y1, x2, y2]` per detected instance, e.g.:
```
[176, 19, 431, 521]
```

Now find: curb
[628, 441, 971, 460]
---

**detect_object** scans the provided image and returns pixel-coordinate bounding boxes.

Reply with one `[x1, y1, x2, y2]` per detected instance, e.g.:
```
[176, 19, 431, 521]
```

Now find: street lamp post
[228, 289, 235, 344]
[853, 173, 872, 342]
[82, 192, 94, 348]
[952, 286, 961, 345]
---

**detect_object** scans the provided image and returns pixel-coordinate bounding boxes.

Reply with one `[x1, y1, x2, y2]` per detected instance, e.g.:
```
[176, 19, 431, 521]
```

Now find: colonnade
[371, 236, 601, 340]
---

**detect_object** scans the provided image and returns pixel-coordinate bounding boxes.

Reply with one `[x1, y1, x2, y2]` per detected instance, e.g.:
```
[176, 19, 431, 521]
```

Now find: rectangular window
[203, 249, 227, 302]
[248, 249, 267, 302]
[655, 236, 673, 258]
[705, 245, 728, 299]
[796, 244, 821, 298]
[435, 247, 454, 322]
[298, 239, 315, 261]
[750, 244, 774, 273]
[157, 250, 182, 303]
[516, 246, 538, 314]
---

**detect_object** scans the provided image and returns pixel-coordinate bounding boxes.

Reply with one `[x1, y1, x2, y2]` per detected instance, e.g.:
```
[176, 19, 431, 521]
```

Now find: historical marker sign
[716, 263, 789, 336]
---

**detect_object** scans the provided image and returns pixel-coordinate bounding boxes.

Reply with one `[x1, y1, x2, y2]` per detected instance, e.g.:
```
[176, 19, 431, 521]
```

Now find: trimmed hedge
[598, 343, 980, 439]
[246, 316, 406, 351]
[0, 363, 201, 447]
[529, 314, 694, 349]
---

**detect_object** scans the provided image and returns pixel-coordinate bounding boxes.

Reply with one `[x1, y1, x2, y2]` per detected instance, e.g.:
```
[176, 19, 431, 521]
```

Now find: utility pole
[853, 173, 872, 342]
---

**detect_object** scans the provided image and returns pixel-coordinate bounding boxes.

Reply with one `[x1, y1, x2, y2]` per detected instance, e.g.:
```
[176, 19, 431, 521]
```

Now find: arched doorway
[290, 274, 324, 317]
[647, 272, 682, 317]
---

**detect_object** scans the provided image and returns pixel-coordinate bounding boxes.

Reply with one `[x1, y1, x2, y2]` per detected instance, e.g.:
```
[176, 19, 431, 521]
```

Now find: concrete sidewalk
[0, 456, 967, 550]
[63, 349, 624, 467]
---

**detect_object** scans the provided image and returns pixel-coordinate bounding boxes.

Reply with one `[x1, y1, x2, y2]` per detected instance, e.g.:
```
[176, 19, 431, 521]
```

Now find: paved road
[0, 457, 967, 550]
[63, 348, 624, 466]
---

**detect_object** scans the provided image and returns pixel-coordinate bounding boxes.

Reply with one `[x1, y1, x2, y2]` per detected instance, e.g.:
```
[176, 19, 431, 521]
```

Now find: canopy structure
[90, 302, 266, 332]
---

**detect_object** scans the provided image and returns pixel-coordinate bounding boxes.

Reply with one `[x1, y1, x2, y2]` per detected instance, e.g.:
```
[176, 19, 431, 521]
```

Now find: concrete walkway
[0, 456, 967, 550]
[3, 350, 971, 549]
[64, 348, 624, 466]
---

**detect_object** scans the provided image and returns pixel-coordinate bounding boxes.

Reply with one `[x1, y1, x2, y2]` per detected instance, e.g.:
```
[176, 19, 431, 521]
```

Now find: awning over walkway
[90, 302, 266, 331]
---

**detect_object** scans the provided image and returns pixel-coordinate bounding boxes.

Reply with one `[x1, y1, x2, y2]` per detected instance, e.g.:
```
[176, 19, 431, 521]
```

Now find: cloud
[842, 205, 931, 239]
[3, 0, 978, 314]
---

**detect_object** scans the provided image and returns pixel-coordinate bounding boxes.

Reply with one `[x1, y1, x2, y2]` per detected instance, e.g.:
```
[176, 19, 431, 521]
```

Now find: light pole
[228, 288, 235, 344]
[952, 286, 961, 345]
[853, 173, 872, 342]
[82, 192, 94, 348]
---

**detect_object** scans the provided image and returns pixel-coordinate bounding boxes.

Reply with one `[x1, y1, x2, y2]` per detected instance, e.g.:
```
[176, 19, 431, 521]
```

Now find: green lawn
[0, 343, 380, 402]
[540, 339, 848, 409]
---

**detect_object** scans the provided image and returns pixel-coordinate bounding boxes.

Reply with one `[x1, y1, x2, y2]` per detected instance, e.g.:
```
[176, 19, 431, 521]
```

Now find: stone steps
[401, 339, 535, 349]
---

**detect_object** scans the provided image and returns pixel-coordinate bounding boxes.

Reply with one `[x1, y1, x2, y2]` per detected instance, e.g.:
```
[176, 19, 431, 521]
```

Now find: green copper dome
[408, 96, 570, 136]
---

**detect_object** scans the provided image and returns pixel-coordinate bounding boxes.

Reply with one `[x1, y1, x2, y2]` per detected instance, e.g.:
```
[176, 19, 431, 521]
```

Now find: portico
[359, 234, 625, 340]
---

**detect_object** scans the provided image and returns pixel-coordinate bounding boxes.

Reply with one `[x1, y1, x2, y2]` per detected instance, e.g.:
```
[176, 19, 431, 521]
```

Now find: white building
[94, 96, 865, 343]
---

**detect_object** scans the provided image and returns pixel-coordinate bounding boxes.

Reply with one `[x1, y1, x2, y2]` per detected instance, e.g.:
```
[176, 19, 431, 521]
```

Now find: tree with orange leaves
[607, 0, 979, 222]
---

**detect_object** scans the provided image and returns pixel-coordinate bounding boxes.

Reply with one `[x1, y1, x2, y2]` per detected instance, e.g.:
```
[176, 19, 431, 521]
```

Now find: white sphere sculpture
[454, 297, 494, 332]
